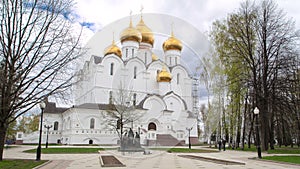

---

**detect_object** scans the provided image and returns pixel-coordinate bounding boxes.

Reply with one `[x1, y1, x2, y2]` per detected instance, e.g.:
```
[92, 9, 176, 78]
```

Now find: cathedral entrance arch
[89, 139, 93, 144]
[148, 122, 156, 131]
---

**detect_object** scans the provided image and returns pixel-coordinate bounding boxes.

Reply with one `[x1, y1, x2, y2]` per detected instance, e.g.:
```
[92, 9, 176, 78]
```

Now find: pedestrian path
[3, 145, 300, 169]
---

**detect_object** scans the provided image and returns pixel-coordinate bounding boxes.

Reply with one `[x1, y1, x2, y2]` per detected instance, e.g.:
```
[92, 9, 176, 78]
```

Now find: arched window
[132, 48, 134, 57]
[144, 52, 147, 63]
[126, 49, 128, 58]
[54, 121, 59, 130]
[134, 66, 137, 79]
[110, 63, 114, 75]
[109, 91, 113, 104]
[133, 93, 137, 106]
[177, 73, 180, 85]
[148, 122, 156, 131]
[90, 118, 95, 129]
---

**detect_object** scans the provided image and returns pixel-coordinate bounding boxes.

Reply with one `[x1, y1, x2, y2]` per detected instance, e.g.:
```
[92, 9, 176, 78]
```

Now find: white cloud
[74, 0, 299, 33]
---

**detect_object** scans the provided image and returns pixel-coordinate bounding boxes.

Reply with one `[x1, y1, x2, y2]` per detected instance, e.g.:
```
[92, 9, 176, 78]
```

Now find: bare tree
[0, 0, 83, 160]
[102, 84, 144, 149]
[255, 0, 299, 150]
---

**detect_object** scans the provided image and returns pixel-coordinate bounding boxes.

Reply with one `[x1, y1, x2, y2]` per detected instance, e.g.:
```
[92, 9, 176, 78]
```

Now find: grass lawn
[0, 159, 47, 169]
[166, 148, 218, 153]
[267, 147, 300, 154]
[23, 147, 105, 154]
[235, 146, 258, 152]
[263, 155, 300, 164]
[231, 145, 300, 154]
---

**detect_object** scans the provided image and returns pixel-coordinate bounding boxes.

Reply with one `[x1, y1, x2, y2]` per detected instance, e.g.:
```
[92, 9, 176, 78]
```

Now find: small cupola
[157, 66, 172, 82]
[104, 39, 122, 58]
[162, 29, 182, 52]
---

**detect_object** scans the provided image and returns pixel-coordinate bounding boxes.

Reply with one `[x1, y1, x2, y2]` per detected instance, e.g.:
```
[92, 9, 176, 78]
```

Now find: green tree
[17, 114, 39, 134]
[200, 47, 227, 145]
[210, 0, 299, 151]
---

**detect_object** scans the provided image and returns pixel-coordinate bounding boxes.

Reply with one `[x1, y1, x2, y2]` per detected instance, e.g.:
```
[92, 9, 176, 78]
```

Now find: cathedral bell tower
[136, 10, 154, 65]
[120, 15, 142, 61]
[162, 28, 182, 66]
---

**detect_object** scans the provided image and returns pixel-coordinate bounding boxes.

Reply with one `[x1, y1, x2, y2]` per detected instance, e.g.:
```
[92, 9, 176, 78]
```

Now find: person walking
[218, 139, 222, 151]
[222, 139, 226, 151]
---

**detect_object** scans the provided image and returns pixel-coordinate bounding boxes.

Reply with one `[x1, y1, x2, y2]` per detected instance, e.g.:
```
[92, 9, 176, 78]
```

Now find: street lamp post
[36, 101, 46, 161]
[254, 107, 262, 159]
[186, 127, 193, 149]
[44, 125, 52, 148]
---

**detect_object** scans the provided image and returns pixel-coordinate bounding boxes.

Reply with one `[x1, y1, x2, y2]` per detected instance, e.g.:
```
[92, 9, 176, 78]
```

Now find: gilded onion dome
[104, 40, 122, 57]
[152, 53, 158, 61]
[162, 31, 182, 52]
[136, 17, 154, 46]
[157, 66, 172, 82]
[120, 19, 142, 43]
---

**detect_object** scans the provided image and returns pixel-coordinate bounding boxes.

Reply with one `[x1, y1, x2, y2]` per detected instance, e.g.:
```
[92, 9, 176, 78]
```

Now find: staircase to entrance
[156, 134, 184, 146]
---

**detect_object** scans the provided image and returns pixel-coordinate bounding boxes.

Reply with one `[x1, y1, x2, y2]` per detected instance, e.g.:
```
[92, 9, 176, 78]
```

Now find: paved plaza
[3, 145, 300, 169]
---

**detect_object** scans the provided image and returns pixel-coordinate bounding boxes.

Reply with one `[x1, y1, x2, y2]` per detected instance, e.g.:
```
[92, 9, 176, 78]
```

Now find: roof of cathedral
[44, 102, 69, 114]
[163, 91, 188, 110]
[74, 103, 146, 110]
[138, 91, 188, 110]
[93, 55, 102, 64]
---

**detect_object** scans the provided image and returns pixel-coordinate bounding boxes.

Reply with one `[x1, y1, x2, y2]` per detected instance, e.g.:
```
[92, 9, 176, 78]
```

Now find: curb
[178, 155, 246, 165]
[32, 160, 52, 169]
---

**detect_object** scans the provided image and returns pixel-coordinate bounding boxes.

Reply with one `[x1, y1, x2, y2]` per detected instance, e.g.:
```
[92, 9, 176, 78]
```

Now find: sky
[73, 0, 300, 42]
[71, 0, 300, 105]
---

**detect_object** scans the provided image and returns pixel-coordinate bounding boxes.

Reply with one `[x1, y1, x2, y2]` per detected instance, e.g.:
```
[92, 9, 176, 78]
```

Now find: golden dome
[152, 53, 158, 61]
[136, 18, 154, 46]
[162, 31, 182, 51]
[120, 19, 142, 43]
[104, 40, 122, 57]
[157, 66, 172, 82]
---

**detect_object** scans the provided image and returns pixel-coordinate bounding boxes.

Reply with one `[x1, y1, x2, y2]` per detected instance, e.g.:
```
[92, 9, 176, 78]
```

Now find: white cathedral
[17, 15, 199, 146]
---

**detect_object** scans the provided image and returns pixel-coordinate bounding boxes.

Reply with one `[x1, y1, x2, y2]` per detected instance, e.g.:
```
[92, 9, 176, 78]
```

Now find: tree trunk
[229, 105, 234, 149]
[236, 100, 241, 148]
[269, 92, 275, 150]
[247, 126, 252, 148]
[241, 94, 248, 150]
[0, 122, 8, 161]
[297, 119, 300, 148]
[275, 111, 282, 147]
[281, 113, 287, 147]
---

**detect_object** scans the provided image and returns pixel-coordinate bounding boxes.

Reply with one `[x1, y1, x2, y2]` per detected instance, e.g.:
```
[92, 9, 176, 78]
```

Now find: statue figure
[135, 132, 141, 147]
[128, 128, 134, 146]
[122, 130, 128, 148]
[118, 128, 144, 152]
